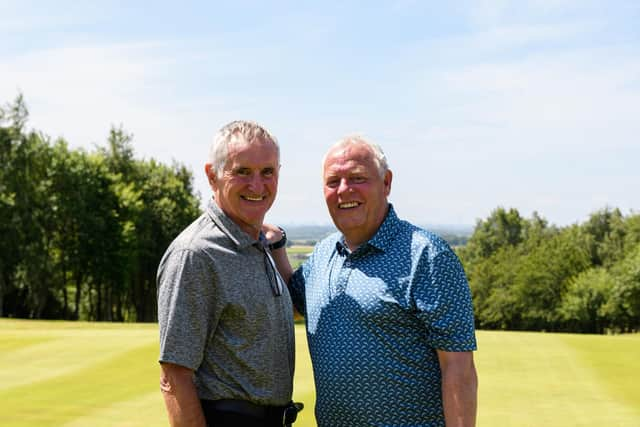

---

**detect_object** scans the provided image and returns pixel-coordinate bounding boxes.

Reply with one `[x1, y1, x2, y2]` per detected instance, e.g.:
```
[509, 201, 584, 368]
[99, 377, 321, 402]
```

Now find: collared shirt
[290, 204, 476, 426]
[157, 199, 295, 405]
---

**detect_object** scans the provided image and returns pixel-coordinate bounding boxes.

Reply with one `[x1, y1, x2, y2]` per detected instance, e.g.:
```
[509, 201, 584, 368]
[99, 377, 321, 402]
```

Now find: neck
[212, 199, 263, 240]
[343, 230, 373, 252]
[240, 223, 262, 240]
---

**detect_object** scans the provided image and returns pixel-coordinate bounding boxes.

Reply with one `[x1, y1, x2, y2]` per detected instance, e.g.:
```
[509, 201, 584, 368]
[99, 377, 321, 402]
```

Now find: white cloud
[437, 46, 640, 151]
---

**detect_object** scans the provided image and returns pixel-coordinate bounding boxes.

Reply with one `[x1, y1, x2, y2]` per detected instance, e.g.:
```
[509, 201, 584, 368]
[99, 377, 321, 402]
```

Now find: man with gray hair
[266, 134, 478, 426]
[157, 120, 301, 427]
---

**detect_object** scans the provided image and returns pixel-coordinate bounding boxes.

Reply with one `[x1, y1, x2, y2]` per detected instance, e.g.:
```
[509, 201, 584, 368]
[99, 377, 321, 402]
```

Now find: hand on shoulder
[261, 223, 286, 248]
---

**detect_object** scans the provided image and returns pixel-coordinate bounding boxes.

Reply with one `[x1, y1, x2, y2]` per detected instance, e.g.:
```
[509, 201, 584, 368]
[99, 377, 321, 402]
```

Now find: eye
[351, 176, 366, 184]
[262, 167, 275, 177]
[325, 178, 340, 189]
[235, 167, 251, 176]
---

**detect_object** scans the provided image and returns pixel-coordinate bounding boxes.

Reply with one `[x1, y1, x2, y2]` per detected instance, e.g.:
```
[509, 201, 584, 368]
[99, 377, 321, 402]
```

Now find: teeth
[243, 195, 264, 201]
[339, 202, 359, 209]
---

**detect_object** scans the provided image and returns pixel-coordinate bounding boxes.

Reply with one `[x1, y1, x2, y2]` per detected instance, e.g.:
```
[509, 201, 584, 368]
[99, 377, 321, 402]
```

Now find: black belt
[201, 399, 303, 426]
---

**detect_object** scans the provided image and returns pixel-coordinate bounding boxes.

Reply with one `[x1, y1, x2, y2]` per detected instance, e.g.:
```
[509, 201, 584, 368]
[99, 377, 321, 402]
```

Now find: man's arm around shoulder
[437, 350, 478, 427]
[160, 362, 207, 427]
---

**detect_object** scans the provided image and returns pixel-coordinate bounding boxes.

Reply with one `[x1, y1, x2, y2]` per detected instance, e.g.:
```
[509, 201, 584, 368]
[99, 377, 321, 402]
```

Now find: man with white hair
[267, 134, 478, 426]
[158, 120, 301, 427]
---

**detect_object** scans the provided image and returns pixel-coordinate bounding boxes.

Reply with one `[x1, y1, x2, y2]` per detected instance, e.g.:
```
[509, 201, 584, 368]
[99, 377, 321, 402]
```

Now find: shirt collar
[335, 203, 400, 256]
[206, 198, 263, 250]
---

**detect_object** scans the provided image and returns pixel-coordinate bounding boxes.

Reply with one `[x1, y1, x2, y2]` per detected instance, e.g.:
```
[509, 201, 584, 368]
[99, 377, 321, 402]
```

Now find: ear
[383, 169, 392, 196]
[205, 164, 217, 188]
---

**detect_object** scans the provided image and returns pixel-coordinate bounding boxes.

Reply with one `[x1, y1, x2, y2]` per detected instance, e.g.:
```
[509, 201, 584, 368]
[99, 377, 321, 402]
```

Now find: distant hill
[284, 225, 337, 244]
[423, 224, 474, 236]
[422, 224, 473, 247]
[283, 223, 472, 246]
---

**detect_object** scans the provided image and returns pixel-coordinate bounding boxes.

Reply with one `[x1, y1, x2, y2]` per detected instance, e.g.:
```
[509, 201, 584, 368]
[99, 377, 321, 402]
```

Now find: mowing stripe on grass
[0, 342, 159, 426]
[475, 330, 640, 427]
[560, 333, 640, 420]
[1, 320, 638, 427]
[60, 391, 164, 427]
[0, 327, 156, 392]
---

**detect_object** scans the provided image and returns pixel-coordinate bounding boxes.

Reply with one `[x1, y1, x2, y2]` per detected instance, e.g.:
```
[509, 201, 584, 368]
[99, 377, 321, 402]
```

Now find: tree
[1, 95, 201, 321]
[463, 207, 525, 261]
[120, 159, 200, 321]
[583, 207, 625, 266]
[469, 247, 523, 330]
[602, 244, 640, 332]
[0, 95, 28, 316]
[559, 268, 614, 334]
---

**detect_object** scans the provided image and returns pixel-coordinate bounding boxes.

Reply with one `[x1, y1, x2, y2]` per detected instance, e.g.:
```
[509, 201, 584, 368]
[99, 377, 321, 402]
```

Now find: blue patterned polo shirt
[290, 204, 476, 427]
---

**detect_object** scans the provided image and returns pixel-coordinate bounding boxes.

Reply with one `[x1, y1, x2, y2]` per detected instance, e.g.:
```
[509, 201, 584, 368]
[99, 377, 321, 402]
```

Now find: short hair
[208, 120, 280, 178]
[324, 134, 389, 178]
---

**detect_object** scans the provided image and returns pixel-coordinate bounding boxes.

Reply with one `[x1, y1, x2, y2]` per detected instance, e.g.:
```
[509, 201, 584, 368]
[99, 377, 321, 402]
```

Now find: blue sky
[2, 0, 639, 227]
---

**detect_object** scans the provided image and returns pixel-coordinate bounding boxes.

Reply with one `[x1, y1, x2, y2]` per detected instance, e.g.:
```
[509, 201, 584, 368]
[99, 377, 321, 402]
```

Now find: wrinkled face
[206, 135, 279, 238]
[323, 143, 391, 249]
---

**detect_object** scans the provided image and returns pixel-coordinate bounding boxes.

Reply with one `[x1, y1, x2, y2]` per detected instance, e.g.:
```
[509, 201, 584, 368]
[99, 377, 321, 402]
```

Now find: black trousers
[200, 399, 288, 427]
[203, 409, 275, 427]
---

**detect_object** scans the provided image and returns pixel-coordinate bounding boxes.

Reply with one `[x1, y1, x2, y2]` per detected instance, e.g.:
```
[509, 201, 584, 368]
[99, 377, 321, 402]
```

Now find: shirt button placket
[335, 258, 353, 295]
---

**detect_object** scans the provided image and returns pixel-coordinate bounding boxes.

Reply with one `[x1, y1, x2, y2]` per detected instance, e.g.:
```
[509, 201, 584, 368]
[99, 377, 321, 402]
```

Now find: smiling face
[323, 142, 392, 250]
[206, 134, 279, 239]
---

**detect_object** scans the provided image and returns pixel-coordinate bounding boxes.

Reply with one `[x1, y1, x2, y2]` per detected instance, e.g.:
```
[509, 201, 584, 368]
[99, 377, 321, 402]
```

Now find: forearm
[160, 363, 207, 427]
[439, 351, 478, 427]
[442, 372, 477, 426]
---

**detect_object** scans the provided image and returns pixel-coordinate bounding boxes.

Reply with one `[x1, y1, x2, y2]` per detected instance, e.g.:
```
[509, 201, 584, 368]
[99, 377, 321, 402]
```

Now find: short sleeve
[157, 249, 219, 370]
[413, 247, 477, 352]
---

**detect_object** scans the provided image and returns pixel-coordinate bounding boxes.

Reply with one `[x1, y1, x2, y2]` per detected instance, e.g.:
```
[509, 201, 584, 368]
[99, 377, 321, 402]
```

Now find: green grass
[0, 319, 638, 426]
[476, 331, 640, 426]
[287, 245, 314, 269]
[287, 245, 315, 255]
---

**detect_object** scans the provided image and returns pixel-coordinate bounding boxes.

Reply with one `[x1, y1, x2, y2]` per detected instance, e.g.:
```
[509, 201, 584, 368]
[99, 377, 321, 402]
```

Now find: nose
[337, 178, 350, 195]
[247, 173, 264, 193]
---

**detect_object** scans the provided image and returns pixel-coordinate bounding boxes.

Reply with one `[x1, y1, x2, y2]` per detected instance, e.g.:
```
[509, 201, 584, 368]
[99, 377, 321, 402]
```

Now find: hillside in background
[284, 223, 472, 246]
[283, 225, 336, 244]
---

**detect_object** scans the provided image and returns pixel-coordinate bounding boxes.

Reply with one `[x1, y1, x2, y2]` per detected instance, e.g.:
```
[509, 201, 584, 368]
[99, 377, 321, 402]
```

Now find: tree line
[2, 95, 639, 333]
[0, 95, 201, 321]
[458, 207, 640, 333]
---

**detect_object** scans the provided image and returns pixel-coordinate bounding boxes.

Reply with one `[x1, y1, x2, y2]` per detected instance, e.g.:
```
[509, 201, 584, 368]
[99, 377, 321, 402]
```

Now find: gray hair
[324, 134, 389, 178]
[208, 120, 280, 178]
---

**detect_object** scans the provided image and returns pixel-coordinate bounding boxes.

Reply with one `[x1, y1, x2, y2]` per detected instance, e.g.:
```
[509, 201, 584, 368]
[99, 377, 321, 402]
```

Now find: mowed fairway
[1, 319, 639, 427]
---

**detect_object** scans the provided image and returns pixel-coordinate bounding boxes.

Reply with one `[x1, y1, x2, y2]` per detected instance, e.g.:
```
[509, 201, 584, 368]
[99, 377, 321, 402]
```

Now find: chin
[333, 218, 363, 232]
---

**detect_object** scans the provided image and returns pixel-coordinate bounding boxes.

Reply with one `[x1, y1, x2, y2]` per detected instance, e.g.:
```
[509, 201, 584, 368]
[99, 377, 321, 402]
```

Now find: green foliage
[464, 206, 640, 333]
[559, 268, 614, 333]
[584, 207, 626, 266]
[602, 244, 640, 332]
[0, 95, 201, 321]
[464, 207, 525, 260]
[2, 93, 639, 332]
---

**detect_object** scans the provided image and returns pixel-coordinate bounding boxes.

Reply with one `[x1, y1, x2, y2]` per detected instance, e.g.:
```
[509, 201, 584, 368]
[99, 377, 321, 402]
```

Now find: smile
[338, 201, 360, 209]
[242, 195, 265, 201]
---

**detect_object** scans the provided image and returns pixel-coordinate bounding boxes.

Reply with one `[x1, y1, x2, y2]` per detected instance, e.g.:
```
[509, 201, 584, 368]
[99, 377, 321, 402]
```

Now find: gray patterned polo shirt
[157, 198, 295, 405]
